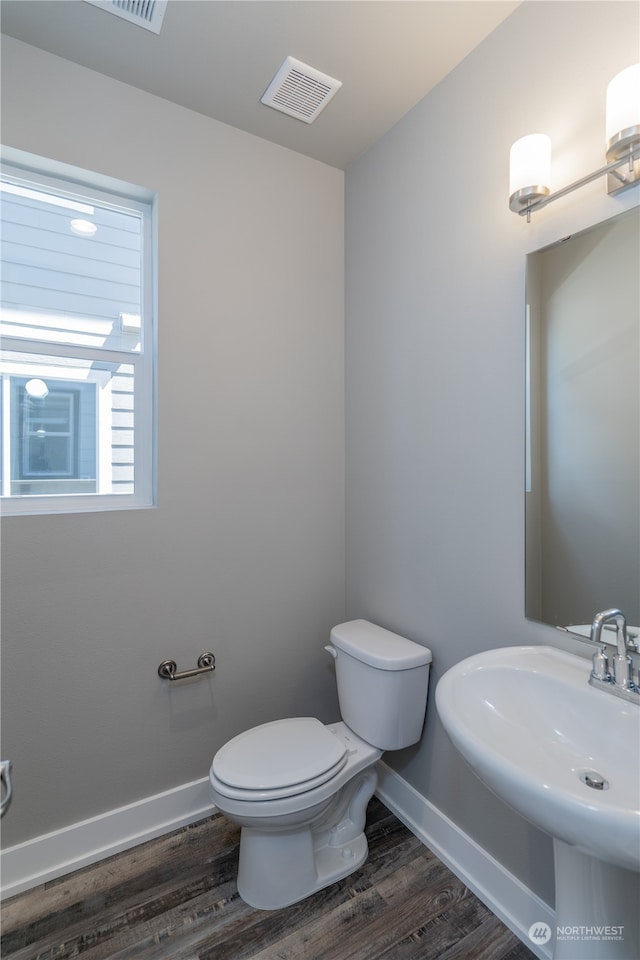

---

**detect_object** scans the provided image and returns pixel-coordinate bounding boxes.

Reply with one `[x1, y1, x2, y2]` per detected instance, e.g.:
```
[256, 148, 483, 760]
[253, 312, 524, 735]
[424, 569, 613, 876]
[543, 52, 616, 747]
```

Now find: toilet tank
[327, 620, 432, 751]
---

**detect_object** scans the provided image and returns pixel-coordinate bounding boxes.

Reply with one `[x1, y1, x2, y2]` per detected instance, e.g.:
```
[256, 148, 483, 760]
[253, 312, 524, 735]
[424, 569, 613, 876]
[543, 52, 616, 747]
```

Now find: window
[15, 379, 94, 486]
[0, 155, 155, 514]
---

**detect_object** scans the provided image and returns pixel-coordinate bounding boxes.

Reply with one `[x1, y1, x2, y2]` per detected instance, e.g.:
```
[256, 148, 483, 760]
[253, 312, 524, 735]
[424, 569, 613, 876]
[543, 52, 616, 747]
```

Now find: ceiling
[0, 0, 520, 170]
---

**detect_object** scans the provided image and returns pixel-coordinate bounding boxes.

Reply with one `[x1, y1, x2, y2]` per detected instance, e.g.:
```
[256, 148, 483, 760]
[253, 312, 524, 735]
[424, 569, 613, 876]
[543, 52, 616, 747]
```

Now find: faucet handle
[591, 646, 609, 682]
[612, 652, 633, 690]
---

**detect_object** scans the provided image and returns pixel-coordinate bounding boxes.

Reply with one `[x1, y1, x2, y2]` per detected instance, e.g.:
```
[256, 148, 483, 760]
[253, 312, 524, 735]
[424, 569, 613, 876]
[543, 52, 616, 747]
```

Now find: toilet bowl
[210, 720, 381, 909]
[209, 620, 432, 910]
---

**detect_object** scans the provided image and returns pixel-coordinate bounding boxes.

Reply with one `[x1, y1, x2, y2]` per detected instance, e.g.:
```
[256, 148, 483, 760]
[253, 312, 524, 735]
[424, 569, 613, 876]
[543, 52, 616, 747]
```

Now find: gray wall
[345, 0, 639, 907]
[0, 36, 345, 846]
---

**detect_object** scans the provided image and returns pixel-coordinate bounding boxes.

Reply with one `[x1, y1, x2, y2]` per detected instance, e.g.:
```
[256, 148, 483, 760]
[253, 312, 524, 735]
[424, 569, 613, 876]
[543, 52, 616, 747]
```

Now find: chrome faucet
[589, 608, 638, 702]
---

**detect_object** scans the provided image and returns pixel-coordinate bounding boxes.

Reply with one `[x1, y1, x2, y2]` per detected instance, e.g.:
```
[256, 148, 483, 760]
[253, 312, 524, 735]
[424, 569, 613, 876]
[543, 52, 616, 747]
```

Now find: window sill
[1, 494, 155, 518]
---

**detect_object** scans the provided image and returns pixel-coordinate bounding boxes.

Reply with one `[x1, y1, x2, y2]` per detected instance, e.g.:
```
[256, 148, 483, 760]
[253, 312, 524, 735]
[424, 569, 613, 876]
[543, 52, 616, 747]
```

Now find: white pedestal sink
[435, 645, 640, 960]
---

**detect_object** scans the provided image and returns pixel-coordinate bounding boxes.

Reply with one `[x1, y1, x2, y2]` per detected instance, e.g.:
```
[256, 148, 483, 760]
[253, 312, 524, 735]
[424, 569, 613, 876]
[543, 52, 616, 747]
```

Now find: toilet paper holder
[158, 652, 216, 681]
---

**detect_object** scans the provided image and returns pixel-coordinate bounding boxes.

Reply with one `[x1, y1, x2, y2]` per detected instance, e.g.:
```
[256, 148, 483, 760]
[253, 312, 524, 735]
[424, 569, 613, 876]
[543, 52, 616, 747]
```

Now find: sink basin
[435, 645, 640, 872]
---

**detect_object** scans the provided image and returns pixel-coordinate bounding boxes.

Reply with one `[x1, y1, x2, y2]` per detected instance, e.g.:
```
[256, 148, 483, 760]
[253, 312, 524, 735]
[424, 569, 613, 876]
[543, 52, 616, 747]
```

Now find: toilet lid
[212, 717, 348, 794]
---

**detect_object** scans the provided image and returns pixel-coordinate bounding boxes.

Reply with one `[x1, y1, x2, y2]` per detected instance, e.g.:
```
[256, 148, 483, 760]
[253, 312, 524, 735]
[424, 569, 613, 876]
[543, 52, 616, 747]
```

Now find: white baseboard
[0, 777, 215, 899]
[376, 761, 555, 960]
[1, 762, 554, 960]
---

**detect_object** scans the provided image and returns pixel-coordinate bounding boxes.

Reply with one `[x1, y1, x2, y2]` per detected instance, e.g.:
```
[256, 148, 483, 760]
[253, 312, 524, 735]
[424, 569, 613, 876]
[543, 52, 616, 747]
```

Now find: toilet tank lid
[330, 620, 432, 670]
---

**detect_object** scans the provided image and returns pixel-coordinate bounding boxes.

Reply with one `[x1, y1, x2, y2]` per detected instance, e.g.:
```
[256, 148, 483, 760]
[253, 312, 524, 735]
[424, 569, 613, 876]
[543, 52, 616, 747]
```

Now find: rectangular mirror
[525, 206, 639, 635]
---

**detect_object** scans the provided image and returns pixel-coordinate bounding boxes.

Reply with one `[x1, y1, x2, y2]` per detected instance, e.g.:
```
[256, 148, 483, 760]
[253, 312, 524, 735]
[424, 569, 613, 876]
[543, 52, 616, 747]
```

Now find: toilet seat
[212, 717, 348, 801]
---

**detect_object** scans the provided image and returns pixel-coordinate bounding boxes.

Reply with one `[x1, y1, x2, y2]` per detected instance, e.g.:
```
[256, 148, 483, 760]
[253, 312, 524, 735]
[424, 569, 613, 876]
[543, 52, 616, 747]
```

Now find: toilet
[208, 619, 432, 910]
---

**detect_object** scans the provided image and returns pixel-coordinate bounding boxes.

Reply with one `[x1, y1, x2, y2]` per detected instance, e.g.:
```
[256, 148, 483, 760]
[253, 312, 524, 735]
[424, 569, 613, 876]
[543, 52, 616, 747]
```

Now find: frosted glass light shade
[509, 134, 551, 197]
[25, 379, 49, 400]
[606, 64, 640, 156]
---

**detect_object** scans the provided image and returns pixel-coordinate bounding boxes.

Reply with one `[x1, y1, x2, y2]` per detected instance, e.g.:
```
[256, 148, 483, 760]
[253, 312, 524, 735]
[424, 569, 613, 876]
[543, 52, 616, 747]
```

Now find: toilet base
[236, 767, 377, 910]
[237, 825, 370, 910]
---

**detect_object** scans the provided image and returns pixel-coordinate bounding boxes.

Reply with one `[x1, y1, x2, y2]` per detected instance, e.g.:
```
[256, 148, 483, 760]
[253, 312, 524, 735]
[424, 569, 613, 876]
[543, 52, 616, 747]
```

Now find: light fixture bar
[514, 144, 640, 220]
[510, 63, 640, 221]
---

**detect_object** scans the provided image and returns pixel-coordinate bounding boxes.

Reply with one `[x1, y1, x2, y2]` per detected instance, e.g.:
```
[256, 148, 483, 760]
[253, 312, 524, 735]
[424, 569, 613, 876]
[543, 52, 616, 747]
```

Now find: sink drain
[578, 770, 609, 790]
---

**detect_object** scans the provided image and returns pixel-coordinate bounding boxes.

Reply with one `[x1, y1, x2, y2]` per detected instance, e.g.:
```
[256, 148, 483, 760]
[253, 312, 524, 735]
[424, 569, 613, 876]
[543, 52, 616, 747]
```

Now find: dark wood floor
[1, 797, 536, 960]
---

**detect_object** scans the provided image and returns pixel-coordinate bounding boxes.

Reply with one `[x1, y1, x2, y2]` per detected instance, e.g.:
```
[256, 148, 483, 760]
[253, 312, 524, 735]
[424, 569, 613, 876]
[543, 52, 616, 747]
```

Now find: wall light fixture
[510, 64, 640, 221]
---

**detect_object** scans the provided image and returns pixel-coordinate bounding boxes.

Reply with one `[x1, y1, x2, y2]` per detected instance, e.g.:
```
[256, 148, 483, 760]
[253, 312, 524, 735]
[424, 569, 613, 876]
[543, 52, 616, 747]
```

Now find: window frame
[0, 151, 157, 516]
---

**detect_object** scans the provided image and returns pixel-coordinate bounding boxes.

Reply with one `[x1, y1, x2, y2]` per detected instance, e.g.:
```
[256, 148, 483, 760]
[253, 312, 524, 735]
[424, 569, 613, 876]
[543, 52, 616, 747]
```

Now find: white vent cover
[83, 0, 168, 34]
[261, 56, 342, 124]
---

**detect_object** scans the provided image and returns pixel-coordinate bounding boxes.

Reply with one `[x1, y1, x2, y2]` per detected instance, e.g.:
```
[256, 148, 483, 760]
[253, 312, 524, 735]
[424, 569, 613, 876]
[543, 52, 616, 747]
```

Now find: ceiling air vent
[83, 0, 168, 34]
[261, 56, 342, 124]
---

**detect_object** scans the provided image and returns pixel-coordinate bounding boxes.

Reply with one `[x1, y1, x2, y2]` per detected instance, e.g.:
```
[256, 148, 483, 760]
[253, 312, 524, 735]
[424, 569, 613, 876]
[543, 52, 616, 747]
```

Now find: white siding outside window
[0, 157, 155, 514]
